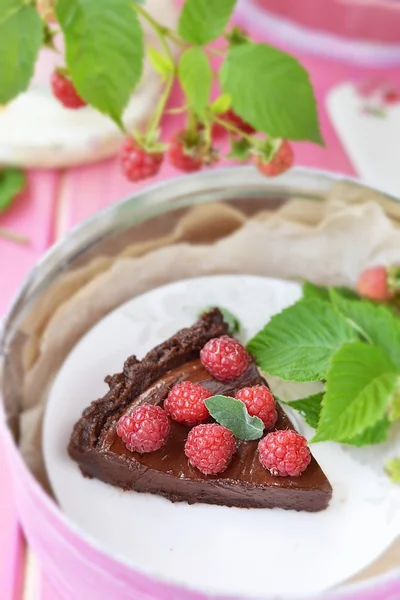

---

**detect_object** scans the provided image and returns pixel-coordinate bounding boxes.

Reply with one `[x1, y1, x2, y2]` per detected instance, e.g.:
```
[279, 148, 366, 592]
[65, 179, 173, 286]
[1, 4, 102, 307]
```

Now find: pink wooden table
[1, 37, 399, 599]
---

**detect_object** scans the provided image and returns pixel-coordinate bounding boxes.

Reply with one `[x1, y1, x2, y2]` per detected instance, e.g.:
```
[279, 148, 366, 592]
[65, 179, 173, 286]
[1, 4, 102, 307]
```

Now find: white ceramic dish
[43, 275, 400, 599]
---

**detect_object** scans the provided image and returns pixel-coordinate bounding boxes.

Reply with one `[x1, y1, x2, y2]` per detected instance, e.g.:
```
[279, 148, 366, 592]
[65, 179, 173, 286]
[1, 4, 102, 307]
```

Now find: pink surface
[1, 21, 400, 600]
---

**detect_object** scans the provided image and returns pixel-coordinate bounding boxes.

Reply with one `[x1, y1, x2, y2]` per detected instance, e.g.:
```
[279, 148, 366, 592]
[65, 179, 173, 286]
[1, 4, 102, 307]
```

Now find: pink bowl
[2, 167, 400, 600]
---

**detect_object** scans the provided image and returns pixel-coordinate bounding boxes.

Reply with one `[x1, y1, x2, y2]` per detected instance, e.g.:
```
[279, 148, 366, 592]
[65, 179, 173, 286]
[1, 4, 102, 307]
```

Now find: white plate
[43, 275, 400, 598]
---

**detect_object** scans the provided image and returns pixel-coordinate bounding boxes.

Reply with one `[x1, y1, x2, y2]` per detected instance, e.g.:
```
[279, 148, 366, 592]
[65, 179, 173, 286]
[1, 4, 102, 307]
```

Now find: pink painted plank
[0, 171, 60, 315]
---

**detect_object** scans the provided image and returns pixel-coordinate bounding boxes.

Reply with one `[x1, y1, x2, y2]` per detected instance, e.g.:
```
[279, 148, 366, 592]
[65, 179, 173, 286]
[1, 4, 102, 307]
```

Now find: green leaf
[199, 306, 241, 335]
[211, 94, 231, 114]
[283, 393, 323, 429]
[302, 282, 330, 303]
[178, 0, 238, 45]
[344, 417, 390, 447]
[330, 289, 400, 370]
[386, 457, 400, 484]
[148, 46, 174, 78]
[221, 43, 322, 143]
[178, 47, 211, 116]
[0, 168, 26, 212]
[56, 0, 144, 127]
[205, 395, 264, 440]
[0, 0, 43, 104]
[313, 342, 399, 443]
[247, 299, 357, 382]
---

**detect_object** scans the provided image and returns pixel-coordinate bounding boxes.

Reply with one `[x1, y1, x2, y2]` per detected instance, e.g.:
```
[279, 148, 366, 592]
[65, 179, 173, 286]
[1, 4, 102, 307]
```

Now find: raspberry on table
[164, 381, 211, 426]
[185, 423, 236, 475]
[235, 385, 277, 429]
[200, 335, 250, 381]
[167, 131, 203, 172]
[51, 70, 86, 109]
[357, 266, 394, 301]
[120, 137, 164, 182]
[117, 403, 170, 454]
[254, 140, 294, 177]
[258, 430, 311, 477]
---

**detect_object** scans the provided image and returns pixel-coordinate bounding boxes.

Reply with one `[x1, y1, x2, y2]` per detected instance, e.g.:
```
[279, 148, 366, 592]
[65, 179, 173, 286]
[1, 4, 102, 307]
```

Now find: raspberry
[221, 109, 256, 136]
[255, 140, 294, 177]
[51, 70, 86, 109]
[185, 423, 236, 474]
[235, 385, 277, 429]
[120, 137, 163, 182]
[164, 381, 211, 426]
[200, 335, 250, 381]
[117, 403, 170, 453]
[167, 131, 203, 172]
[383, 89, 400, 104]
[258, 430, 311, 477]
[357, 266, 394, 301]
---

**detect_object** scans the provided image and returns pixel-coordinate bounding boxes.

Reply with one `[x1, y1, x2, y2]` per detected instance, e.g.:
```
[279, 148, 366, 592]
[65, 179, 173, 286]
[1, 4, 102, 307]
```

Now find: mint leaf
[56, 0, 144, 127]
[178, 47, 211, 117]
[148, 47, 174, 78]
[205, 395, 264, 440]
[330, 290, 400, 370]
[386, 457, 400, 484]
[0, 168, 26, 212]
[247, 299, 357, 382]
[0, 0, 43, 104]
[344, 417, 390, 447]
[283, 393, 323, 429]
[221, 43, 322, 143]
[178, 0, 238, 45]
[313, 342, 399, 443]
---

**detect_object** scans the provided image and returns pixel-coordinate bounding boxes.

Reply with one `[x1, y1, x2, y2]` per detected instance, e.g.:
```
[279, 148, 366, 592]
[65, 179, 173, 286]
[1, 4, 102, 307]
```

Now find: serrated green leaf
[178, 47, 211, 117]
[178, 0, 238, 45]
[211, 94, 231, 114]
[389, 392, 400, 422]
[302, 282, 331, 303]
[313, 342, 399, 443]
[0, 0, 43, 104]
[0, 168, 26, 212]
[148, 46, 174, 78]
[56, 0, 144, 127]
[330, 289, 400, 370]
[205, 395, 264, 440]
[221, 43, 322, 143]
[344, 417, 390, 447]
[247, 299, 357, 382]
[386, 457, 400, 484]
[284, 393, 323, 429]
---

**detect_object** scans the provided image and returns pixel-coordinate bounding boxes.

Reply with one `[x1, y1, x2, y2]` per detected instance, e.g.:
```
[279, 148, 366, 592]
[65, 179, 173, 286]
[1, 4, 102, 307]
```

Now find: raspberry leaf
[211, 94, 232, 115]
[178, 47, 211, 117]
[330, 289, 400, 370]
[221, 43, 323, 143]
[0, 0, 43, 104]
[386, 457, 400, 483]
[56, 0, 144, 128]
[283, 393, 323, 429]
[343, 417, 390, 447]
[205, 395, 264, 440]
[312, 342, 400, 443]
[178, 0, 238, 45]
[0, 168, 26, 213]
[148, 47, 174, 79]
[247, 299, 357, 382]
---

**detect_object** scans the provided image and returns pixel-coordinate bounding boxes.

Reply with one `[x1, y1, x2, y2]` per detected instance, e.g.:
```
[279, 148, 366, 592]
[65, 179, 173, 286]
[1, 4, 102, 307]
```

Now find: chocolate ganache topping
[68, 309, 332, 511]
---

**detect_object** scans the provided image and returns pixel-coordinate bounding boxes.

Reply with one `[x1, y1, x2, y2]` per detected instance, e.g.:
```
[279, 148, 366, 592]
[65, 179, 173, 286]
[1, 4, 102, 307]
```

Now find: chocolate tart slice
[69, 309, 332, 512]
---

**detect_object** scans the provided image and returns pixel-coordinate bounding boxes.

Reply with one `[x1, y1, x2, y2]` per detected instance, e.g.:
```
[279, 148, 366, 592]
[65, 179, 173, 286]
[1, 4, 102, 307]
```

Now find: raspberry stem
[0, 227, 29, 244]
